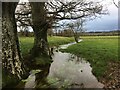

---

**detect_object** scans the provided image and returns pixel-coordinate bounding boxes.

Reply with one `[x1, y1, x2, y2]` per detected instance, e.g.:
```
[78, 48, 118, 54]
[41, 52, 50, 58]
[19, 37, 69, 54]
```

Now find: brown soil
[100, 62, 120, 90]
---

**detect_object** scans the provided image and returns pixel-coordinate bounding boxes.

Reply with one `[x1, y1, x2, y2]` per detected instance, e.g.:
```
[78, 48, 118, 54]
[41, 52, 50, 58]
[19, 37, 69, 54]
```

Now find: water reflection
[23, 51, 104, 89]
[22, 40, 104, 89]
[22, 51, 104, 89]
[59, 40, 82, 49]
[15, 40, 104, 89]
[48, 52, 104, 88]
[35, 65, 50, 88]
[23, 64, 51, 89]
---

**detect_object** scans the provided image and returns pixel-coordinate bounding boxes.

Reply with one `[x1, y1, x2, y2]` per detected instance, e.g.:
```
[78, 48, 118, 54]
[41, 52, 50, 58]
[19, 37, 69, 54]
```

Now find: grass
[19, 35, 119, 79]
[19, 37, 34, 56]
[62, 36, 119, 78]
[2, 36, 74, 87]
[19, 36, 74, 56]
[48, 36, 74, 47]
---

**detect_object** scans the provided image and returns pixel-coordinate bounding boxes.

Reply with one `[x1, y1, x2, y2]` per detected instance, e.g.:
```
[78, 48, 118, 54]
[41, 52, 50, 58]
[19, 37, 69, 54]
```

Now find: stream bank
[16, 40, 104, 89]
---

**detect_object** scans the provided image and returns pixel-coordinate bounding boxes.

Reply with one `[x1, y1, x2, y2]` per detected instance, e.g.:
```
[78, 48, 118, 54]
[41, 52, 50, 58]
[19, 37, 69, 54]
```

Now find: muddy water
[22, 41, 104, 88]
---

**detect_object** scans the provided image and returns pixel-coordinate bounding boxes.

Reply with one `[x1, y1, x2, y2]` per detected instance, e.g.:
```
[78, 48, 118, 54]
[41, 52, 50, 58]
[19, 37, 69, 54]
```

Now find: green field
[62, 36, 119, 78]
[19, 36, 119, 79]
[19, 36, 74, 56]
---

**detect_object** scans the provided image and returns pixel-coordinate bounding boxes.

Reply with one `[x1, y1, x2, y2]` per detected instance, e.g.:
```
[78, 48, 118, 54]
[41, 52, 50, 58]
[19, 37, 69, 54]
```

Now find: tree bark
[2, 2, 26, 84]
[74, 32, 79, 43]
[29, 2, 51, 58]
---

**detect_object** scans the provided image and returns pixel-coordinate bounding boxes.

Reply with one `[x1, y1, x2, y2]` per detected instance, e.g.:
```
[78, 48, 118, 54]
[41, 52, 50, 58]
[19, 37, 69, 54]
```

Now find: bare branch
[113, 0, 119, 8]
[15, 0, 107, 29]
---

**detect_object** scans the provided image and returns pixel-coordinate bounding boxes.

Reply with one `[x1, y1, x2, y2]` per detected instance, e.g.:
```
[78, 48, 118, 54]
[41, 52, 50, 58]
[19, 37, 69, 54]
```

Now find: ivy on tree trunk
[2, 2, 26, 86]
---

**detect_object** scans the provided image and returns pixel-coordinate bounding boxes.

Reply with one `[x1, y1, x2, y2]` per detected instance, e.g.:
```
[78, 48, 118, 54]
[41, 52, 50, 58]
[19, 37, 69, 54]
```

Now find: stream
[17, 40, 104, 89]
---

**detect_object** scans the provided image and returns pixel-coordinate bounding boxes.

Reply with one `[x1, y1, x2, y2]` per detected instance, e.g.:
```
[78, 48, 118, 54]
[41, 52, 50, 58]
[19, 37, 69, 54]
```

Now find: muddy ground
[100, 62, 120, 89]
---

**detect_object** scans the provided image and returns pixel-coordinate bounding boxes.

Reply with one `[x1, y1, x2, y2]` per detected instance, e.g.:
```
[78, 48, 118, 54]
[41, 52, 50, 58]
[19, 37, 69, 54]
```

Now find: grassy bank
[62, 36, 119, 78]
[19, 36, 74, 56]
[19, 36, 119, 78]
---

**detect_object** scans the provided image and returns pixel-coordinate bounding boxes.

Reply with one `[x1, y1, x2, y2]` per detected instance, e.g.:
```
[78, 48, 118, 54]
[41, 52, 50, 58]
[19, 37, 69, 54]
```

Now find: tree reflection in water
[35, 64, 51, 88]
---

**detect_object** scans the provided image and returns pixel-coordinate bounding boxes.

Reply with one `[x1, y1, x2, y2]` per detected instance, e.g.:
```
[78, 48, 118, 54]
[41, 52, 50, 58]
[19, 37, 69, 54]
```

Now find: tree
[67, 19, 85, 43]
[48, 29, 53, 37]
[2, 2, 27, 87]
[113, 0, 119, 8]
[15, 2, 32, 27]
[15, 0, 106, 58]
[16, 0, 106, 24]
[29, 2, 51, 59]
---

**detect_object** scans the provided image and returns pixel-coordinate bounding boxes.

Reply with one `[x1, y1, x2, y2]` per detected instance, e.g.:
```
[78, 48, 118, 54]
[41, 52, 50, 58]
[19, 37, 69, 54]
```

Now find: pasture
[19, 36, 74, 56]
[62, 36, 119, 78]
[19, 36, 119, 79]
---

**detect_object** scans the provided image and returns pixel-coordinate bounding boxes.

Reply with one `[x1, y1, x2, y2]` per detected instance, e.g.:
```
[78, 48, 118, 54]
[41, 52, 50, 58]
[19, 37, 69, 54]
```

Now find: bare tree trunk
[2, 2, 26, 86]
[74, 32, 79, 43]
[71, 30, 79, 43]
[29, 2, 51, 59]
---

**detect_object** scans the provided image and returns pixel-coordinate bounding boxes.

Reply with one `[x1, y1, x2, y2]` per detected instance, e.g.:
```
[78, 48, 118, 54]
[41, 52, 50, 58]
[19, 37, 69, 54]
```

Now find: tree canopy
[15, 0, 107, 28]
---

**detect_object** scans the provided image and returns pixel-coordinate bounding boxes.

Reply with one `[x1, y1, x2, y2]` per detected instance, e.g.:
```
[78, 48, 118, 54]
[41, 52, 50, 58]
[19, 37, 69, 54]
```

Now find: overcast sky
[57, 0, 118, 32]
[85, 0, 118, 32]
[18, 0, 118, 32]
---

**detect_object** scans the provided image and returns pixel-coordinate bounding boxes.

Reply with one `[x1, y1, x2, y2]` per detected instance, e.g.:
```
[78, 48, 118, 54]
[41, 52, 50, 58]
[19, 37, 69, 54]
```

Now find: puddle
[19, 40, 104, 89]
[48, 52, 104, 88]
[59, 39, 82, 49]
[24, 70, 41, 88]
